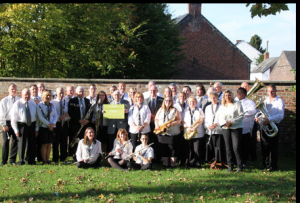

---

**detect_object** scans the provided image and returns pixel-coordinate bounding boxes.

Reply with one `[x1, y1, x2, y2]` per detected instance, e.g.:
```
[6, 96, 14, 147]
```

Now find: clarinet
[69, 102, 96, 148]
[95, 99, 101, 137]
[61, 98, 65, 127]
[105, 139, 132, 159]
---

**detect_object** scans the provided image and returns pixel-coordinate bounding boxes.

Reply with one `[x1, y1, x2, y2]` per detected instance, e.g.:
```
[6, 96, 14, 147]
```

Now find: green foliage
[249, 34, 265, 65]
[0, 3, 183, 79]
[246, 3, 289, 18]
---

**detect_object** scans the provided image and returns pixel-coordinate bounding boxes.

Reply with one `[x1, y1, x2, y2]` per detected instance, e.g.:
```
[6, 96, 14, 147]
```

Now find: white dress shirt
[264, 95, 285, 124]
[128, 104, 151, 134]
[217, 101, 244, 129]
[183, 107, 205, 138]
[63, 95, 74, 114]
[196, 95, 208, 109]
[0, 95, 20, 126]
[37, 101, 59, 129]
[143, 91, 163, 100]
[134, 144, 154, 165]
[239, 98, 257, 134]
[86, 95, 97, 104]
[11, 99, 37, 133]
[111, 139, 133, 160]
[52, 99, 66, 123]
[30, 96, 42, 102]
[204, 103, 222, 135]
[76, 139, 102, 164]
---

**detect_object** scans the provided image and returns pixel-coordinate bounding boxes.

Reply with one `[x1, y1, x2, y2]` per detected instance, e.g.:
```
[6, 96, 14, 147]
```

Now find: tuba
[247, 78, 278, 137]
[254, 98, 278, 137]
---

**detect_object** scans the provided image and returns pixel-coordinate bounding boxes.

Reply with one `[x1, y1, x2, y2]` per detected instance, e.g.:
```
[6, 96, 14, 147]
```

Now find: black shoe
[0, 163, 5, 166]
[17, 161, 25, 165]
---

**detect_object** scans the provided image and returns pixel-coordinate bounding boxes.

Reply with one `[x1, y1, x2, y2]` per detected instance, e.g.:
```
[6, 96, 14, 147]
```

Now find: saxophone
[153, 116, 176, 135]
[183, 112, 205, 140]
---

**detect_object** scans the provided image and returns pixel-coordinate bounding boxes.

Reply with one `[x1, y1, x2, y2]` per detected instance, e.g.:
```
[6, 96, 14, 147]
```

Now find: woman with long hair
[93, 90, 109, 154]
[76, 127, 102, 168]
[218, 90, 244, 172]
[155, 96, 181, 167]
[107, 128, 133, 171]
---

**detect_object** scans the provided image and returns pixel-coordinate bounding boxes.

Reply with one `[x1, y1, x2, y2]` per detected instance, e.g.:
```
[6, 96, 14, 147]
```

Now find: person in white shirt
[11, 88, 37, 165]
[195, 84, 208, 109]
[30, 85, 41, 104]
[107, 85, 117, 103]
[143, 80, 163, 100]
[118, 82, 130, 103]
[76, 127, 102, 168]
[0, 83, 20, 166]
[128, 92, 151, 151]
[37, 82, 45, 97]
[182, 96, 205, 168]
[217, 90, 244, 172]
[127, 134, 154, 170]
[52, 87, 68, 162]
[107, 128, 133, 171]
[204, 91, 225, 164]
[236, 87, 256, 167]
[255, 84, 285, 171]
[214, 82, 223, 102]
[37, 90, 58, 164]
[128, 87, 137, 107]
[169, 83, 179, 104]
[173, 92, 188, 166]
[155, 96, 181, 167]
[86, 84, 97, 104]
[182, 86, 192, 101]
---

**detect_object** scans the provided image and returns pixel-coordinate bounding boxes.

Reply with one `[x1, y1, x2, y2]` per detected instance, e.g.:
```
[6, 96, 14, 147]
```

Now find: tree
[0, 3, 183, 79]
[246, 3, 289, 18]
[249, 34, 266, 65]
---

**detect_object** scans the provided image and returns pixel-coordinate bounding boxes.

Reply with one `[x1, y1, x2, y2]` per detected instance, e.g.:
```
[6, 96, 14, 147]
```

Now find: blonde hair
[221, 90, 234, 106]
[133, 92, 144, 103]
[41, 90, 52, 102]
[116, 128, 128, 142]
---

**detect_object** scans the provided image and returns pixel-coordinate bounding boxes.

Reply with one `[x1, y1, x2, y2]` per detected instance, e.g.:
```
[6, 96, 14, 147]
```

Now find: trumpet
[183, 112, 204, 140]
[153, 116, 175, 135]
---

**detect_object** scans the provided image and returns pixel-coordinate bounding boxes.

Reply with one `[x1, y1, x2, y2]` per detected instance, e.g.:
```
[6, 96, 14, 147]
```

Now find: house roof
[283, 51, 296, 70]
[251, 57, 279, 73]
[175, 13, 252, 63]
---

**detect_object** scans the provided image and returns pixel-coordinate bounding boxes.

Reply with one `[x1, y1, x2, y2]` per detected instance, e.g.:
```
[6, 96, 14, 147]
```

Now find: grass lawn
[0, 151, 296, 203]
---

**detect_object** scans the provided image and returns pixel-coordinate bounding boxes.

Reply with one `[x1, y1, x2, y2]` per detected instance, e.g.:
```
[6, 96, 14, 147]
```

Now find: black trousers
[1, 121, 18, 165]
[187, 137, 205, 167]
[130, 133, 143, 152]
[241, 133, 251, 165]
[52, 122, 68, 162]
[77, 153, 102, 169]
[127, 161, 152, 170]
[17, 122, 36, 165]
[260, 124, 280, 170]
[250, 122, 258, 160]
[149, 122, 160, 163]
[206, 134, 226, 163]
[222, 128, 243, 169]
[178, 131, 188, 165]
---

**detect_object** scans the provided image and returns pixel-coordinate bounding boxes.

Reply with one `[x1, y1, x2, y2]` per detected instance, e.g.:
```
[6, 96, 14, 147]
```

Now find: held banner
[103, 104, 124, 119]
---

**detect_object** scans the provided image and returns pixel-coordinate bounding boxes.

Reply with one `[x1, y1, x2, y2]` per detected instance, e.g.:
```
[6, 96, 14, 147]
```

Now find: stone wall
[0, 77, 296, 155]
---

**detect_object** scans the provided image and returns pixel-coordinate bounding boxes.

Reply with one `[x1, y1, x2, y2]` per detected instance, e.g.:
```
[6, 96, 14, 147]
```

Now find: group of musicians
[0, 80, 285, 172]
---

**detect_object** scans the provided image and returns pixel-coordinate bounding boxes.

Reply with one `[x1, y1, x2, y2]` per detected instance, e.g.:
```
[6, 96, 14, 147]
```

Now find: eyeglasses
[165, 100, 172, 102]
[99, 94, 105, 97]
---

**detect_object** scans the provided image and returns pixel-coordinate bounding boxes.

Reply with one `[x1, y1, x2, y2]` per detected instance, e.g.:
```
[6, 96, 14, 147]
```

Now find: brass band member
[37, 90, 59, 164]
[155, 96, 181, 167]
[127, 134, 154, 170]
[76, 127, 102, 169]
[128, 92, 151, 151]
[255, 84, 285, 171]
[218, 90, 244, 172]
[107, 128, 133, 171]
[182, 96, 205, 168]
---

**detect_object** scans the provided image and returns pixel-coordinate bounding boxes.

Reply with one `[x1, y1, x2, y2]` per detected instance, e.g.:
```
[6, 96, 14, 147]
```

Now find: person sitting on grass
[127, 134, 154, 170]
[76, 127, 102, 168]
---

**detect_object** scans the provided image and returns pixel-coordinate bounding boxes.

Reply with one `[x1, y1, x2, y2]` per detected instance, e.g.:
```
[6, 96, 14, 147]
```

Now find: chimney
[236, 40, 242, 44]
[188, 3, 202, 18]
[264, 52, 269, 60]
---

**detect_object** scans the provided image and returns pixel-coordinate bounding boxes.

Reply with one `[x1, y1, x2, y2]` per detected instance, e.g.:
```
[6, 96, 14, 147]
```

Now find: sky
[166, 3, 296, 58]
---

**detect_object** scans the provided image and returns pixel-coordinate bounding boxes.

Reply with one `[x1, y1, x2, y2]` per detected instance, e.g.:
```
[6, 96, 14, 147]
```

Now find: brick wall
[0, 77, 296, 155]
